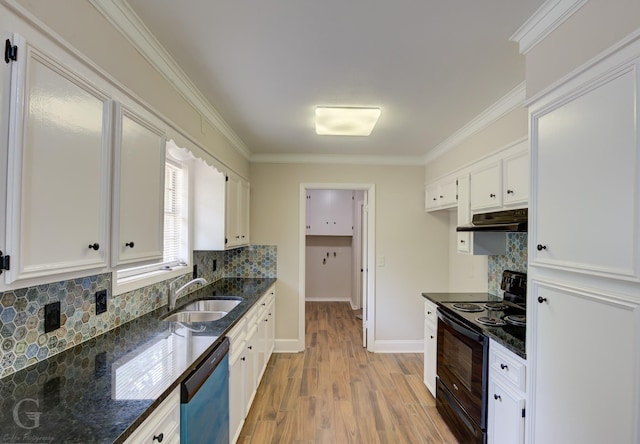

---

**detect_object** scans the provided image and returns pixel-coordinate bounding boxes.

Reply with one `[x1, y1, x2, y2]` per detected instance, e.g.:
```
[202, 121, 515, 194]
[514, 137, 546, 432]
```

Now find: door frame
[298, 183, 376, 352]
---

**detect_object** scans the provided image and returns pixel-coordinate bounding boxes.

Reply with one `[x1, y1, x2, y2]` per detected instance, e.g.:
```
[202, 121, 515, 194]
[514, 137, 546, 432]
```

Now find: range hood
[457, 208, 528, 232]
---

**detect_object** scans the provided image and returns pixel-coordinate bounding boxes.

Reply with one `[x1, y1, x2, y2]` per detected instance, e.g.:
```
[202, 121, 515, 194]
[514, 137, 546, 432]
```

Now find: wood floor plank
[238, 301, 458, 443]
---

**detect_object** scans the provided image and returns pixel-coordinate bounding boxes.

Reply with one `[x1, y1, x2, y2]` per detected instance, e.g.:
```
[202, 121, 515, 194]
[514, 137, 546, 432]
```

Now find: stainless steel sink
[163, 311, 228, 323]
[180, 298, 242, 313]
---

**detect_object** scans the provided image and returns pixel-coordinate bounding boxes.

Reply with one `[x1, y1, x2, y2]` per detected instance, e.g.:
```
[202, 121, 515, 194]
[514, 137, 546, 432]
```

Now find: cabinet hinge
[5, 39, 17, 63]
[0, 251, 10, 274]
[522, 408, 526, 418]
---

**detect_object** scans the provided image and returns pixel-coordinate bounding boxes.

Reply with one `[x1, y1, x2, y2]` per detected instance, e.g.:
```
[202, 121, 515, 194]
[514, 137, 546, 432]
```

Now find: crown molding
[510, 0, 589, 55]
[250, 153, 425, 166]
[89, 0, 251, 159]
[423, 81, 526, 165]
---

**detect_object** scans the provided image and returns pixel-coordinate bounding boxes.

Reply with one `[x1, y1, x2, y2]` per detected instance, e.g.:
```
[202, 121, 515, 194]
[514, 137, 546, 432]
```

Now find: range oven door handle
[437, 309, 484, 343]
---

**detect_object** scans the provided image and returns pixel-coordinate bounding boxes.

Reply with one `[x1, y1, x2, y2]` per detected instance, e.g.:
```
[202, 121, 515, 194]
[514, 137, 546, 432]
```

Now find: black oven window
[442, 329, 473, 391]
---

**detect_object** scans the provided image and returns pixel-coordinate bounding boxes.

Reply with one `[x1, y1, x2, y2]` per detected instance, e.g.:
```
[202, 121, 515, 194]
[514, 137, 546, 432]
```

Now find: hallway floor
[237, 301, 458, 443]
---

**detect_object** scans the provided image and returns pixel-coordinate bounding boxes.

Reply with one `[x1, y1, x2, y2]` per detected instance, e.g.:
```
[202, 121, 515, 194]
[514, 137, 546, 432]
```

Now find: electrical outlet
[44, 301, 61, 333]
[95, 290, 107, 315]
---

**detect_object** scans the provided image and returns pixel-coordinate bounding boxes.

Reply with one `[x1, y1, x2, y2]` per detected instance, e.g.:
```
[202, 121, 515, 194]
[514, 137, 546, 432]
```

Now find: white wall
[250, 162, 449, 348]
[305, 236, 352, 301]
[525, 0, 640, 98]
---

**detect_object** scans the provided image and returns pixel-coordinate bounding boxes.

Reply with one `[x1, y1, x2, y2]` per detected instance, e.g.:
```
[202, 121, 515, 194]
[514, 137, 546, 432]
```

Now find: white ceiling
[126, 0, 545, 161]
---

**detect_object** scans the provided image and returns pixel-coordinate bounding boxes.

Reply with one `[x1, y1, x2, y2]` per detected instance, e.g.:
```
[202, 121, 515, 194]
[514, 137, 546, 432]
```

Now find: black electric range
[437, 299, 526, 344]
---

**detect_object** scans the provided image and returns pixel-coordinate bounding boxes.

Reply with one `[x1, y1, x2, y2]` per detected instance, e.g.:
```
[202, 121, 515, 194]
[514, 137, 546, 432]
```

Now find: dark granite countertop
[0, 277, 276, 444]
[422, 292, 526, 359]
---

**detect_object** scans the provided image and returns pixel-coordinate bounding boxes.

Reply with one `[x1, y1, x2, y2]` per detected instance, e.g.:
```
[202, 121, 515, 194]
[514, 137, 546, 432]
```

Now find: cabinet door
[266, 299, 275, 357]
[226, 173, 241, 248]
[229, 346, 246, 444]
[306, 189, 354, 235]
[425, 182, 440, 210]
[470, 161, 502, 211]
[423, 319, 437, 397]
[192, 160, 226, 250]
[244, 324, 258, 413]
[4, 37, 111, 284]
[531, 69, 639, 280]
[487, 378, 524, 444]
[112, 104, 166, 267]
[503, 150, 528, 207]
[530, 283, 639, 444]
[438, 177, 458, 208]
[238, 179, 250, 245]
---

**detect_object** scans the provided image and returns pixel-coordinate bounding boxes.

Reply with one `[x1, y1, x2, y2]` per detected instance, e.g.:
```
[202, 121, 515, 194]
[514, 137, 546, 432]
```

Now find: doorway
[298, 183, 375, 351]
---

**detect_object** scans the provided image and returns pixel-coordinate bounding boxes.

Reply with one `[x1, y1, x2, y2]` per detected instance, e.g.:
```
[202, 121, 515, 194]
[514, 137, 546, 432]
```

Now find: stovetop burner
[476, 316, 507, 327]
[484, 302, 509, 311]
[504, 314, 526, 327]
[452, 303, 484, 313]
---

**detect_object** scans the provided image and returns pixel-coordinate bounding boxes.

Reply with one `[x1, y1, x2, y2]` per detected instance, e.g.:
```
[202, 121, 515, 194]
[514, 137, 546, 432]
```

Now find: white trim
[299, 183, 376, 352]
[304, 297, 351, 302]
[373, 340, 425, 353]
[112, 265, 191, 296]
[510, 0, 589, 55]
[89, 0, 251, 159]
[250, 153, 425, 166]
[273, 339, 304, 353]
[423, 82, 526, 164]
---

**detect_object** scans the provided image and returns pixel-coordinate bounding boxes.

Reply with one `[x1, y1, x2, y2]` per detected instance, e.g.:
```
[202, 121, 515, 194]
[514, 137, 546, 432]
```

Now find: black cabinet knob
[125, 241, 134, 248]
[537, 244, 547, 251]
[248, 346, 252, 350]
[439, 195, 443, 199]
[153, 433, 164, 442]
[500, 363, 508, 370]
[460, 239, 465, 244]
[489, 193, 496, 198]
[241, 357, 246, 361]
[432, 197, 437, 201]
[430, 335, 434, 339]
[506, 189, 514, 194]
[494, 394, 501, 401]
[88, 243, 99, 251]
[538, 296, 548, 304]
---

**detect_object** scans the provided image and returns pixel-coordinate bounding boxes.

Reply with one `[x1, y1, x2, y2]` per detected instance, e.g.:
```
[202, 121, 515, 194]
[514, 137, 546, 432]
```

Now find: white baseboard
[274, 339, 304, 353]
[373, 339, 425, 353]
[304, 297, 351, 302]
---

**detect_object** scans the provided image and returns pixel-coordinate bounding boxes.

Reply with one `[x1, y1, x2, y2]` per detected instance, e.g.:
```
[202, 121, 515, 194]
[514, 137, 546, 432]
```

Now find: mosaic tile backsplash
[488, 233, 528, 296]
[0, 246, 276, 379]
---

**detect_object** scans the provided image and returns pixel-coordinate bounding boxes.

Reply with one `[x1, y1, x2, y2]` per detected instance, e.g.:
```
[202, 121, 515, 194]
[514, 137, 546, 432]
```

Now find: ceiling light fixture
[315, 106, 381, 136]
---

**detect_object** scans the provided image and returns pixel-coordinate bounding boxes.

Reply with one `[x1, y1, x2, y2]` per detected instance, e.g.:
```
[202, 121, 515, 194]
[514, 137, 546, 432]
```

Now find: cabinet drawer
[124, 387, 180, 444]
[424, 301, 437, 327]
[489, 340, 526, 392]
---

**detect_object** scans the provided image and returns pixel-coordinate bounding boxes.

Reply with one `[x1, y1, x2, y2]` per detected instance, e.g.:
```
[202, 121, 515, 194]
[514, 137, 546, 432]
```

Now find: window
[114, 151, 191, 293]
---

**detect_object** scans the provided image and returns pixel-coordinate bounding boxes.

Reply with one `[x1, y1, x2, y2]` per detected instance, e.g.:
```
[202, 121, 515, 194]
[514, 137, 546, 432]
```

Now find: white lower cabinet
[487, 340, 526, 444]
[228, 284, 276, 443]
[423, 300, 437, 397]
[124, 387, 180, 444]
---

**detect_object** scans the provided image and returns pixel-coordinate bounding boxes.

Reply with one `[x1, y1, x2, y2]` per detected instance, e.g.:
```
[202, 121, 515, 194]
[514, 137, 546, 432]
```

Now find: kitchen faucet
[168, 277, 207, 310]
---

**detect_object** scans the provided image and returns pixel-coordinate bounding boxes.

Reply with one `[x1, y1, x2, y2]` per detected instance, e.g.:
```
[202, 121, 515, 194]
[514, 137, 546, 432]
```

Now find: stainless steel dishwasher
[180, 337, 230, 443]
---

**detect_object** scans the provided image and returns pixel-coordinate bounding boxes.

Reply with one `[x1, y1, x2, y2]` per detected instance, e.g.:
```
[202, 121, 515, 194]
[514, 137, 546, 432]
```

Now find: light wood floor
[238, 301, 458, 443]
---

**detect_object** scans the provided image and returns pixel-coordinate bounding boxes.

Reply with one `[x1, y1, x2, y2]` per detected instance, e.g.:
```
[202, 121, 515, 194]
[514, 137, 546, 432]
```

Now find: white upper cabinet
[192, 160, 226, 251]
[306, 189, 354, 236]
[3, 34, 111, 284]
[530, 68, 639, 281]
[111, 103, 166, 267]
[502, 149, 528, 207]
[470, 160, 503, 212]
[425, 174, 457, 211]
[226, 171, 250, 249]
